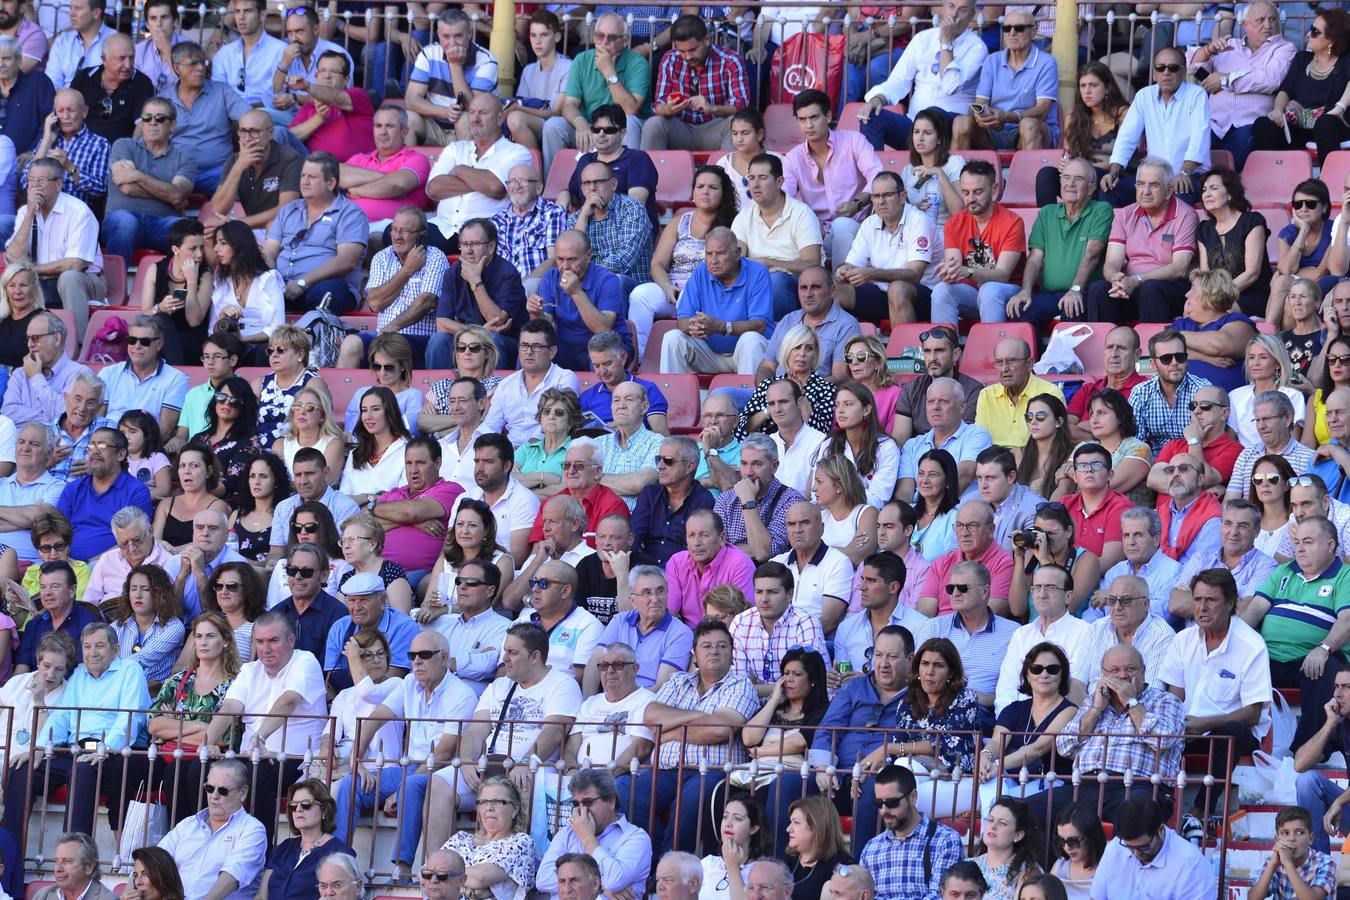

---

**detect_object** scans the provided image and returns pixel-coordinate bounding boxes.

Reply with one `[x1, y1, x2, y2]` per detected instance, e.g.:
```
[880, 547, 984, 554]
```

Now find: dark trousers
[291, 278, 358, 314]
[175, 756, 302, 846]
[859, 108, 914, 151]
[1034, 165, 1138, 209]
[1253, 113, 1350, 166]
[615, 768, 725, 854]
[1079, 278, 1189, 323]
[1185, 723, 1257, 815]
[1271, 656, 1343, 754]
[3, 753, 106, 844]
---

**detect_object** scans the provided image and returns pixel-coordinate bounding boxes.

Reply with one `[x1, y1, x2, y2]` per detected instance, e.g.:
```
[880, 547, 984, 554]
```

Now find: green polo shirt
[564, 48, 652, 120]
[1256, 559, 1350, 664]
[1028, 199, 1113, 292]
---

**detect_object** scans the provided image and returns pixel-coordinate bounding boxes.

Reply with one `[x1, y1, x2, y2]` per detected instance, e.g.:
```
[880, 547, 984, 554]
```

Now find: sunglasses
[597, 660, 634, 672]
[1024, 410, 1051, 422]
[457, 342, 486, 353]
[126, 336, 159, 347]
[296, 523, 320, 534]
[1327, 355, 1350, 366]
[1310, 25, 1323, 37]
[844, 353, 872, 365]
[529, 577, 556, 590]
[140, 113, 171, 123]
[1027, 663, 1062, 675]
[213, 391, 245, 407]
[454, 577, 485, 588]
[878, 797, 905, 809]
[1035, 501, 1065, 513]
[919, 327, 958, 344]
[1292, 199, 1322, 211]
[1101, 595, 1142, 607]
[287, 799, 316, 811]
[202, 784, 234, 796]
[285, 565, 317, 578]
[1290, 476, 1317, 487]
[1153, 63, 1182, 73]
[944, 583, 973, 595]
[410, 649, 442, 660]
[421, 871, 465, 883]
[654, 455, 680, 467]
[371, 362, 399, 374]
[98, 96, 113, 118]
[1251, 472, 1283, 485]
[214, 581, 242, 592]
[1001, 22, 1029, 32]
[1163, 464, 1197, 476]
[266, 346, 290, 356]
[1188, 400, 1227, 412]
[592, 125, 622, 135]
[1154, 351, 1188, 365]
[1056, 835, 1083, 850]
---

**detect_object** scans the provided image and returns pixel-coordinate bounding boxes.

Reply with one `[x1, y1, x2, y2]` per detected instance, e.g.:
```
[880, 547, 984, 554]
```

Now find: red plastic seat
[129, 253, 164, 308]
[1210, 148, 1235, 171]
[961, 322, 1038, 382]
[320, 368, 379, 418]
[652, 151, 695, 212]
[763, 103, 800, 152]
[102, 252, 127, 304]
[646, 373, 700, 432]
[1134, 322, 1167, 350]
[1257, 206, 1290, 266]
[50, 308, 78, 358]
[543, 148, 579, 203]
[1240, 150, 1313, 207]
[1323, 150, 1350, 195]
[709, 373, 756, 392]
[641, 320, 678, 373]
[1046, 321, 1115, 381]
[885, 322, 939, 358]
[1003, 149, 1061, 207]
[410, 145, 442, 164]
[1011, 206, 1039, 236]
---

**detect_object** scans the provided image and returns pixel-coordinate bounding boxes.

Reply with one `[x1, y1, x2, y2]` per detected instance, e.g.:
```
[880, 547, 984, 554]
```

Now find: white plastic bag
[1251, 750, 1298, 805]
[118, 783, 168, 860]
[1269, 690, 1297, 759]
[1032, 323, 1093, 375]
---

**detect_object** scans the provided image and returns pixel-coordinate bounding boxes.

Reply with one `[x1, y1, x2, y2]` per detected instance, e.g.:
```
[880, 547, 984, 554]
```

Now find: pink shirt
[84, 541, 174, 605]
[294, 88, 375, 161]
[343, 145, 432, 223]
[781, 130, 883, 224]
[666, 543, 757, 627]
[847, 544, 930, 613]
[1186, 35, 1296, 136]
[377, 478, 465, 572]
[1109, 197, 1198, 277]
[920, 541, 1015, 615]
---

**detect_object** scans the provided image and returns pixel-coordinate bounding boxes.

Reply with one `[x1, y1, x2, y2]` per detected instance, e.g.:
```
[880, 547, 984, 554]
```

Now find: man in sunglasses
[1089, 796, 1214, 899]
[953, 10, 1057, 152]
[539, 754, 654, 891]
[630, 435, 713, 566]
[100, 95, 196, 268]
[271, 541, 347, 659]
[1147, 384, 1241, 495]
[568, 641, 656, 767]
[1225, 390, 1316, 500]
[98, 316, 188, 445]
[69, 34, 153, 144]
[420, 849, 467, 900]
[158, 758, 267, 900]
[1129, 329, 1212, 456]
[557, 103, 659, 234]
[858, 764, 965, 900]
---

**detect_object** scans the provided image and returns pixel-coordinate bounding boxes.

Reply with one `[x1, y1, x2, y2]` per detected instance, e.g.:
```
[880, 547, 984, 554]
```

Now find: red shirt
[1155, 433, 1244, 487]
[1066, 372, 1148, 420]
[293, 88, 375, 159]
[942, 203, 1027, 287]
[528, 484, 631, 546]
[1061, 490, 1134, 555]
[920, 542, 1016, 615]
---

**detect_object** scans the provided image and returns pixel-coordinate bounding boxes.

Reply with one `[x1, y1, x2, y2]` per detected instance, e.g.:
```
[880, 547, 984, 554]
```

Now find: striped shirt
[566, 192, 653, 283]
[913, 612, 1018, 699]
[654, 669, 761, 768]
[1257, 559, 1350, 664]
[1080, 614, 1176, 690]
[597, 427, 665, 511]
[368, 244, 447, 338]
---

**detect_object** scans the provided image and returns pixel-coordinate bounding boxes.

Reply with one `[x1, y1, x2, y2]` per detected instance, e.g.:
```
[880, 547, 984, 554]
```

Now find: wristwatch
[606, 73, 620, 85]
[1321, 642, 1334, 653]
[724, 320, 733, 336]
[470, 282, 483, 292]
[940, 42, 954, 52]
[707, 448, 720, 459]
[296, 277, 308, 290]
[1125, 697, 1140, 709]
[1069, 284, 1082, 294]
[742, 499, 758, 510]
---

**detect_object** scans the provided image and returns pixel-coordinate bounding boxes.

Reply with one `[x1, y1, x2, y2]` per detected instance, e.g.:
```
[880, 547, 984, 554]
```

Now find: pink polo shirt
[666, 543, 757, 627]
[920, 542, 1015, 615]
[377, 478, 464, 571]
[1108, 197, 1198, 276]
[343, 145, 432, 222]
[781, 130, 884, 225]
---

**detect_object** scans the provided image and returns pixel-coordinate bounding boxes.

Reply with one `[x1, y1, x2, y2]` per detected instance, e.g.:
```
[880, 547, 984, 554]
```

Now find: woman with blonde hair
[1171, 268, 1257, 392]
[453, 324, 504, 394]
[738, 325, 838, 438]
[252, 324, 327, 447]
[813, 455, 877, 568]
[515, 387, 584, 495]
[1228, 334, 1305, 446]
[442, 775, 538, 900]
[274, 384, 346, 481]
[783, 793, 852, 900]
[843, 334, 900, 437]
[1281, 276, 1325, 381]
[343, 332, 425, 436]
[0, 261, 44, 367]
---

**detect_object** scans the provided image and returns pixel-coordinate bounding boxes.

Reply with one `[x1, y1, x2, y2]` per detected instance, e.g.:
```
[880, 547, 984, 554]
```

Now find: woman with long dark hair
[211, 218, 285, 365]
[153, 444, 230, 550]
[824, 381, 900, 510]
[913, 448, 960, 561]
[1035, 61, 1132, 207]
[1305, 332, 1350, 447]
[902, 108, 964, 266]
[1269, 178, 1338, 326]
[191, 374, 264, 502]
[741, 645, 830, 767]
[341, 385, 412, 504]
[1016, 394, 1073, 500]
[112, 564, 185, 689]
[123, 846, 186, 900]
[229, 452, 292, 564]
[1252, 7, 1350, 164]
[421, 498, 515, 614]
[1249, 454, 1297, 556]
[895, 636, 979, 818]
[701, 793, 769, 900]
[1196, 168, 1272, 318]
[142, 217, 211, 365]
[973, 797, 1043, 900]
[1050, 802, 1108, 899]
[203, 562, 267, 664]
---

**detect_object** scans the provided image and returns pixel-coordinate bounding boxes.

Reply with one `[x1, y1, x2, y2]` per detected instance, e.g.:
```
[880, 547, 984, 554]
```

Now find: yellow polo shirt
[975, 374, 1065, 447]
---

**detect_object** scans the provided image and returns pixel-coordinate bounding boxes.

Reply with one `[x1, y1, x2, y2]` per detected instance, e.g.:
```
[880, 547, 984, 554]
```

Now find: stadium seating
[1323, 150, 1350, 195]
[543, 149, 579, 202]
[102, 254, 127, 305]
[960, 322, 1038, 382]
[763, 103, 799, 151]
[652, 151, 696, 212]
[1044, 321, 1114, 381]
[1003, 149, 1060, 208]
[1257, 206, 1291, 265]
[1240, 150, 1313, 207]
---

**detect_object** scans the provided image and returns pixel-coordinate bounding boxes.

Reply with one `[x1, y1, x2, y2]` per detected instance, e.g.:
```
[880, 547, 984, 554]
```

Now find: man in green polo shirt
[1005, 156, 1112, 327]
[1252, 515, 1350, 752]
[541, 12, 651, 175]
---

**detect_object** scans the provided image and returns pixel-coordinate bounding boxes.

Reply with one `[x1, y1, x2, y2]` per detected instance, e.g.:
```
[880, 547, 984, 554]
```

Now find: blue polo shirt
[274, 590, 348, 663]
[538, 263, 634, 370]
[599, 610, 694, 689]
[99, 358, 189, 422]
[324, 606, 418, 691]
[57, 471, 153, 560]
[677, 258, 775, 354]
[159, 79, 252, 167]
[435, 254, 527, 339]
[1312, 448, 1350, 504]
[2, 69, 55, 154]
[976, 46, 1060, 138]
[266, 194, 371, 296]
[629, 481, 716, 566]
[0, 471, 65, 560]
[16, 601, 104, 670]
[578, 374, 669, 427]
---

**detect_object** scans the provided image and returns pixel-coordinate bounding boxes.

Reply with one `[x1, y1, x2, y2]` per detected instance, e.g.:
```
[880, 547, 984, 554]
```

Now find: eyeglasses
[140, 113, 171, 123]
[238, 126, 269, 138]
[1101, 594, 1144, 607]
[25, 331, 54, 342]
[518, 341, 550, 353]
[871, 189, 900, 201]
[359, 649, 387, 661]
[213, 391, 245, 408]
[89, 440, 121, 451]
[593, 30, 625, 42]
[1027, 663, 1062, 675]
[1024, 410, 1051, 422]
[944, 583, 972, 595]
[654, 455, 680, 467]
[573, 796, 607, 808]
[1251, 472, 1283, 485]
[288, 799, 316, 811]
[214, 581, 242, 593]
[457, 342, 486, 354]
[1188, 400, 1227, 412]
[479, 798, 517, 809]
[581, 177, 613, 188]
[1292, 199, 1321, 211]
[598, 661, 634, 672]
[844, 353, 872, 365]
[37, 541, 67, 553]
[1073, 461, 1107, 473]
[591, 125, 622, 136]
[460, 240, 491, 250]
[1154, 351, 1189, 365]
[529, 577, 555, 590]
[1328, 355, 1350, 366]
[1153, 63, 1182, 73]
[953, 521, 985, 532]
[201, 352, 231, 363]
[506, 177, 540, 187]
[561, 461, 594, 472]
[202, 784, 234, 796]
[409, 649, 442, 660]
[1001, 22, 1029, 31]
[993, 356, 1029, 367]
[421, 870, 465, 883]
[126, 336, 159, 347]
[317, 881, 351, 892]
[266, 346, 290, 356]
[285, 565, 317, 578]
[339, 536, 373, 547]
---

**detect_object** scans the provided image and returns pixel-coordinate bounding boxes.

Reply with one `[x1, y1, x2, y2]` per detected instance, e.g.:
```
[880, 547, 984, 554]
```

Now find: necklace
[791, 859, 817, 885]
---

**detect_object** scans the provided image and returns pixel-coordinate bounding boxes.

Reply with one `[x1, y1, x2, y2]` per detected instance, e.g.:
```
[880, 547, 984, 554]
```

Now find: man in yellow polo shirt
[974, 337, 1064, 446]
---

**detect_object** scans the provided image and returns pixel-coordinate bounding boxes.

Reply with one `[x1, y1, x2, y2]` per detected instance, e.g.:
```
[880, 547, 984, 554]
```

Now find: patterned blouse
[442, 830, 538, 900]
[192, 431, 266, 504]
[973, 855, 1022, 900]
[256, 368, 319, 447]
[736, 373, 838, 440]
[894, 688, 980, 774]
[151, 667, 239, 750]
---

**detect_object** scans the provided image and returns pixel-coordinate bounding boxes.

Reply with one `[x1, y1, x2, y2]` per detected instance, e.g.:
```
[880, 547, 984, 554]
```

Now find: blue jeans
[101, 209, 179, 266]
[297, 277, 357, 313]
[426, 331, 517, 369]
[365, 29, 431, 101]
[334, 767, 429, 866]
[615, 768, 725, 853]
[713, 386, 755, 409]
[859, 108, 913, 151]
[1212, 124, 1256, 171]
[193, 164, 223, 195]
[1298, 770, 1350, 853]
[274, 124, 309, 159]
[769, 270, 800, 320]
[930, 281, 1019, 326]
[845, 48, 904, 104]
[353, 329, 432, 367]
[1011, 291, 1070, 328]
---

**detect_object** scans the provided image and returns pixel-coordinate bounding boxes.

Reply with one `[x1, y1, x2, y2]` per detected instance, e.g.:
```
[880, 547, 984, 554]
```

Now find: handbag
[118, 782, 168, 859]
[768, 32, 846, 107]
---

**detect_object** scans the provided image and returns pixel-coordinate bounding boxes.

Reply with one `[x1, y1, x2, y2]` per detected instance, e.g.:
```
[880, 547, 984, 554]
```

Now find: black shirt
[0, 308, 37, 368]
[70, 67, 156, 143]
[575, 550, 657, 625]
[223, 140, 303, 217]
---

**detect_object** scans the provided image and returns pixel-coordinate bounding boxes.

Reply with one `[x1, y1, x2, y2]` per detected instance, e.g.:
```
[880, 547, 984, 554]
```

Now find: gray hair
[928, 375, 965, 405]
[210, 756, 251, 790]
[741, 433, 778, 463]
[552, 494, 587, 530]
[1120, 506, 1162, 539]
[170, 40, 205, 64]
[1137, 156, 1175, 184]
[951, 559, 990, 587]
[253, 609, 296, 640]
[287, 541, 330, 570]
[438, 7, 472, 29]
[36, 310, 67, 345]
[569, 435, 605, 468]
[659, 852, 704, 888]
[110, 505, 151, 533]
[749, 859, 794, 888]
[587, 330, 628, 357]
[80, 621, 118, 648]
[601, 641, 637, 663]
[703, 391, 738, 417]
[316, 853, 365, 891]
[1245, 0, 1277, 20]
[663, 435, 700, 467]
[129, 314, 164, 340]
[1253, 389, 1295, 421]
[569, 766, 619, 800]
[627, 564, 666, 592]
[376, 103, 410, 128]
[29, 156, 63, 183]
[0, 36, 20, 61]
[20, 421, 56, 452]
[66, 370, 106, 401]
[54, 832, 98, 876]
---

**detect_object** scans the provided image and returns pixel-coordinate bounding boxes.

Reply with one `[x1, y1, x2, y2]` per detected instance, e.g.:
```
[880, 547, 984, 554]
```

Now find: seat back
[1003, 149, 1061, 207]
[763, 103, 800, 151]
[543, 149, 580, 202]
[129, 254, 164, 310]
[961, 322, 1038, 382]
[1240, 150, 1313, 207]
[1323, 151, 1350, 198]
[652, 152, 695, 211]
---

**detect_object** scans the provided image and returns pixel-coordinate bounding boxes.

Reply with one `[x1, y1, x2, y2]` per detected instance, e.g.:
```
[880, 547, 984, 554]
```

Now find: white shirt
[339, 436, 409, 496]
[46, 24, 117, 89]
[18, 193, 102, 273]
[473, 668, 583, 761]
[158, 807, 267, 900]
[994, 614, 1095, 714]
[771, 543, 855, 620]
[223, 650, 328, 754]
[866, 27, 988, 115]
[771, 424, 828, 497]
[0, 415, 13, 466]
[755, 4, 826, 45]
[440, 422, 492, 485]
[1109, 82, 1211, 176]
[844, 207, 934, 272]
[1156, 617, 1272, 738]
[834, 605, 929, 675]
[1082, 615, 1176, 690]
[429, 137, 532, 235]
[375, 669, 478, 760]
[209, 270, 284, 338]
[454, 478, 542, 554]
[211, 33, 288, 108]
[511, 602, 603, 672]
[0, 672, 64, 769]
[1275, 500, 1350, 559]
[573, 687, 656, 765]
[330, 675, 403, 764]
[483, 365, 582, 446]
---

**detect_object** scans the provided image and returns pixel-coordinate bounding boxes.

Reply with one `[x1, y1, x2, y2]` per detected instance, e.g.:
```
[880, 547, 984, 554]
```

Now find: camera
[1012, 528, 1042, 550]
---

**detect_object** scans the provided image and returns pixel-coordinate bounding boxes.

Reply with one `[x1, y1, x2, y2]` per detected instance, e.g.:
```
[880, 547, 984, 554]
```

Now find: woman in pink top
[844, 334, 902, 438]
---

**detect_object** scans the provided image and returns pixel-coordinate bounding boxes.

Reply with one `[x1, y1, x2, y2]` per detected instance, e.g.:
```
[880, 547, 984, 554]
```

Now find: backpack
[85, 315, 130, 364]
[294, 292, 348, 369]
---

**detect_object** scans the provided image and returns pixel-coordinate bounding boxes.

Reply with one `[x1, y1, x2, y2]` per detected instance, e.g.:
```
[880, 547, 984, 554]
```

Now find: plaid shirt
[368, 244, 448, 338]
[597, 427, 665, 510]
[1129, 372, 1211, 455]
[1269, 848, 1336, 899]
[653, 43, 750, 125]
[49, 415, 113, 481]
[21, 124, 109, 204]
[714, 479, 804, 560]
[492, 198, 568, 279]
[1055, 685, 1185, 778]
[654, 668, 761, 767]
[566, 192, 653, 283]
[859, 814, 965, 900]
[729, 604, 830, 684]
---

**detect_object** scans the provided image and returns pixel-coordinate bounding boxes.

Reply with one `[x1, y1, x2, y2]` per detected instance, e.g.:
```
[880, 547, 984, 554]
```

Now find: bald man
[209, 108, 303, 235]
[23, 88, 110, 208]
[70, 32, 155, 143]
[528, 229, 635, 370]
[973, 338, 1065, 447]
[162, 508, 248, 619]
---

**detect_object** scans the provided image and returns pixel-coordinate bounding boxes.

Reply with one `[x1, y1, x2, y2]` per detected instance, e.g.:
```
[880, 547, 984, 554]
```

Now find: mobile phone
[970, 103, 987, 115]
[172, 288, 188, 302]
